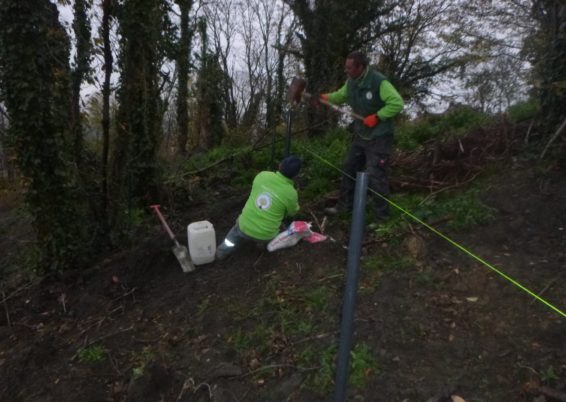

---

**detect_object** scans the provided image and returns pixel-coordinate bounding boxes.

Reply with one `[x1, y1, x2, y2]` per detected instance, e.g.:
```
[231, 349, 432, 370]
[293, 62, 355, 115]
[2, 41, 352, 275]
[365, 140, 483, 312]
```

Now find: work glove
[363, 113, 378, 128]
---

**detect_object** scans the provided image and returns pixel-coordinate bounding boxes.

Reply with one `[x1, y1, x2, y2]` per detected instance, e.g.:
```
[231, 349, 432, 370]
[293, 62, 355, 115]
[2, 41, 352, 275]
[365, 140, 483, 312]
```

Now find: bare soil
[1, 157, 565, 402]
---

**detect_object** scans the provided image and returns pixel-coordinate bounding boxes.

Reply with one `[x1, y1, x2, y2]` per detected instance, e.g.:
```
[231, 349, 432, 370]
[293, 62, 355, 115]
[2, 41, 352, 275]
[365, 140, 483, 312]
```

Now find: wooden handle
[302, 91, 364, 120]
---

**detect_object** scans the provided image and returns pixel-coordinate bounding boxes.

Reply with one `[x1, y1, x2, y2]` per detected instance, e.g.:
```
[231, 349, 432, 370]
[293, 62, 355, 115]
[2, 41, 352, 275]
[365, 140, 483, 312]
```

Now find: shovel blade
[172, 244, 196, 273]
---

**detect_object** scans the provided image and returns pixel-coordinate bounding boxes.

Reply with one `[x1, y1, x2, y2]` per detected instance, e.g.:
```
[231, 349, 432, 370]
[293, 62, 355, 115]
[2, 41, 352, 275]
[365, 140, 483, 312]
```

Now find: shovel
[287, 76, 364, 120]
[149, 204, 195, 273]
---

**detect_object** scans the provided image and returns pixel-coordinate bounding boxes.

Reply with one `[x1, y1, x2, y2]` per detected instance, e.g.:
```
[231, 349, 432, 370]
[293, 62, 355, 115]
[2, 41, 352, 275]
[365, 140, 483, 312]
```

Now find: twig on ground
[178, 382, 239, 402]
[529, 277, 558, 306]
[407, 223, 416, 235]
[58, 293, 67, 314]
[291, 332, 334, 345]
[253, 253, 264, 267]
[107, 352, 124, 376]
[2, 291, 11, 327]
[133, 336, 161, 343]
[538, 386, 566, 402]
[108, 305, 125, 315]
[176, 378, 194, 401]
[237, 364, 318, 379]
[0, 282, 34, 304]
[77, 317, 107, 338]
[308, 209, 324, 234]
[419, 170, 483, 205]
[320, 216, 327, 234]
[112, 287, 137, 303]
[80, 325, 134, 350]
[316, 274, 343, 282]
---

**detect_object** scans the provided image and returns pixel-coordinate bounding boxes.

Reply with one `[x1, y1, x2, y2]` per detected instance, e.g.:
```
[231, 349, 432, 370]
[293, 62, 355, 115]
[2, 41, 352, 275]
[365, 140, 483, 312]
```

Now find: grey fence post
[333, 171, 368, 402]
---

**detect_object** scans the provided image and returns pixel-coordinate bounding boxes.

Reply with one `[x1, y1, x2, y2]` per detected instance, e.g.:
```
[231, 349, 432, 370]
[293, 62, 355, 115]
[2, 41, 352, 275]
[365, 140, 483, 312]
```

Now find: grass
[371, 185, 496, 237]
[304, 285, 331, 312]
[539, 365, 560, 382]
[130, 346, 155, 379]
[294, 128, 349, 202]
[221, 270, 342, 391]
[349, 343, 378, 387]
[300, 342, 378, 392]
[436, 190, 496, 230]
[221, 267, 379, 395]
[225, 275, 337, 365]
[363, 253, 413, 273]
[77, 345, 106, 364]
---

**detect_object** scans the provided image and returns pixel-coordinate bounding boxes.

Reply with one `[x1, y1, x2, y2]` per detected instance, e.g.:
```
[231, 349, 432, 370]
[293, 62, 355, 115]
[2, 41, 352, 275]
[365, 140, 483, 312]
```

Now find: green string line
[298, 142, 566, 318]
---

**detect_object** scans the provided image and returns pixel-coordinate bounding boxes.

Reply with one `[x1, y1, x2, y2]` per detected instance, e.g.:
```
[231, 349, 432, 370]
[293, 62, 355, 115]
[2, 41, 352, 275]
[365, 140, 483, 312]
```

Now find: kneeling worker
[215, 155, 302, 260]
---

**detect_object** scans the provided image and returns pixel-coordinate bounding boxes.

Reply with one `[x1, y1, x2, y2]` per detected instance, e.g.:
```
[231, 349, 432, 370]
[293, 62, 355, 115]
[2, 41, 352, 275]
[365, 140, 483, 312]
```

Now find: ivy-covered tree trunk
[195, 53, 227, 149]
[532, 0, 566, 132]
[272, 23, 295, 132]
[71, 0, 92, 166]
[194, 21, 226, 150]
[0, 0, 87, 272]
[112, 0, 165, 220]
[175, 0, 194, 156]
[100, 0, 114, 237]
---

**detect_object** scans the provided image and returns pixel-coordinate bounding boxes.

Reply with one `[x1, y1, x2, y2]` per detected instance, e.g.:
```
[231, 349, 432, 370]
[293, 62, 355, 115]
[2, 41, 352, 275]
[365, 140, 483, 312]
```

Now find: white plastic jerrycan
[187, 221, 216, 265]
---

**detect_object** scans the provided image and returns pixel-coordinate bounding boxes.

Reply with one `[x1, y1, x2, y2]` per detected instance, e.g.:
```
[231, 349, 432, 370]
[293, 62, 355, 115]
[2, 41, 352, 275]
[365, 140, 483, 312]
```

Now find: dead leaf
[403, 234, 427, 261]
[249, 358, 261, 370]
[451, 395, 466, 402]
[466, 297, 478, 302]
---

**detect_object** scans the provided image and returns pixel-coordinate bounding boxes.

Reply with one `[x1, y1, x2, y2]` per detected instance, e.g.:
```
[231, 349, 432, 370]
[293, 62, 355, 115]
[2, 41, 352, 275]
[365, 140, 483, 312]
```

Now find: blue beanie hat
[279, 155, 302, 178]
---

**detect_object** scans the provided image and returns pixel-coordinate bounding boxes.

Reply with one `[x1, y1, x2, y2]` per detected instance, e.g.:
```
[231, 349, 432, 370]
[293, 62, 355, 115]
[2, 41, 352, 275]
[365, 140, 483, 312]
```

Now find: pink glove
[363, 114, 378, 128]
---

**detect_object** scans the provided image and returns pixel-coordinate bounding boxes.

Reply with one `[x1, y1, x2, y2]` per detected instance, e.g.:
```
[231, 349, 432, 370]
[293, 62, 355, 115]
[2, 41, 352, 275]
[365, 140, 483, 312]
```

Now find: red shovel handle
[149, 204, 176, 241]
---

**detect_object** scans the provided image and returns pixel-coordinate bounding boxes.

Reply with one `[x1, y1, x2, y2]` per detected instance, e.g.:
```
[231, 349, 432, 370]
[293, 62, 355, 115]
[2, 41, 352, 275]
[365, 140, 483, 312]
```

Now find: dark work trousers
[339, 134, 393, 220]
[216, 219, 268, 260]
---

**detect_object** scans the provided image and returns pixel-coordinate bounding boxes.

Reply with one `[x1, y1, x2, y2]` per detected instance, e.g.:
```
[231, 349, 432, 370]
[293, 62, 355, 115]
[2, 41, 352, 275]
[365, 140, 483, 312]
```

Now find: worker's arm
[377, 80, 404, 119]
[323, 83, 348, 105]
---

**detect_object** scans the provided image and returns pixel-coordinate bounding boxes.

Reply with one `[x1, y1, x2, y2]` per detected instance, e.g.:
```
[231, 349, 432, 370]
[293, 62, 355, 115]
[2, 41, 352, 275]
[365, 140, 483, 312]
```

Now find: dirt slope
[0, 161, 565, 402]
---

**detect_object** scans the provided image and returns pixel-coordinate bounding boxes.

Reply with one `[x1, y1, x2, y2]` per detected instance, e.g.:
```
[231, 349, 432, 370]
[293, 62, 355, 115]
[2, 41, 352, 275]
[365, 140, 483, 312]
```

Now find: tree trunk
[101, 0, 113, 237]
[175, 0, 194, 157]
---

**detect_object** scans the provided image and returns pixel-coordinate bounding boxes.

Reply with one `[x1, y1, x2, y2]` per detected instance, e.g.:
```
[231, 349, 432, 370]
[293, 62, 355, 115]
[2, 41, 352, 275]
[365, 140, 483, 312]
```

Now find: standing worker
[322, 50, 404, 227]
[215, 155, 302, 260]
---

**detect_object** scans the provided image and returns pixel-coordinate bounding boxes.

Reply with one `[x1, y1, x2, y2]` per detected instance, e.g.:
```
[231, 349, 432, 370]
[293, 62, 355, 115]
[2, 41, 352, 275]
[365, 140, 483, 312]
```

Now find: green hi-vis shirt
[238, 171, 300, 240]
[326, 68, 404, 139]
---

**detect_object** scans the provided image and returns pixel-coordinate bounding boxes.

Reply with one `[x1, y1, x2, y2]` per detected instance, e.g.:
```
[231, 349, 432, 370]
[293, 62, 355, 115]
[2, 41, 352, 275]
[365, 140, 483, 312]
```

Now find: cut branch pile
[392, 120, 526, 192]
